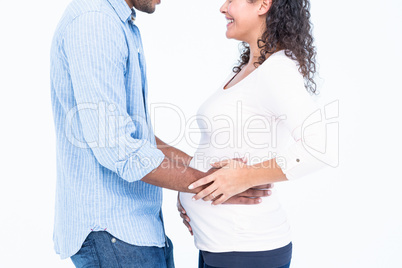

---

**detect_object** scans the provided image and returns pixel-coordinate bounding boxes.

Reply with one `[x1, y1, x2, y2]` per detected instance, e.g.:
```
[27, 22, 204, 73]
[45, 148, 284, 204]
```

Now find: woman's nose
[220, 1, 228, 14]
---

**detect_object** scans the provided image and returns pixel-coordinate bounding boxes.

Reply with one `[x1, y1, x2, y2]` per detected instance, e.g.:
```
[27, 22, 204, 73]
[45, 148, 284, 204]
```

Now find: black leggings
[198, 242, 292, 268]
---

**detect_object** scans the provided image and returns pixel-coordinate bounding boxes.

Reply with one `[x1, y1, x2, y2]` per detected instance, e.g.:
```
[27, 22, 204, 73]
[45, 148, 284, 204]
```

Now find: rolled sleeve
[115, 140, 166, 182]
[276, 128, 327, 180]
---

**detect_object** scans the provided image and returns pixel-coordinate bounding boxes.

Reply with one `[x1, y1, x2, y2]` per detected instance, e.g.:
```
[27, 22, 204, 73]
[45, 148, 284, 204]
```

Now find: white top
[180, 50, 328, 252]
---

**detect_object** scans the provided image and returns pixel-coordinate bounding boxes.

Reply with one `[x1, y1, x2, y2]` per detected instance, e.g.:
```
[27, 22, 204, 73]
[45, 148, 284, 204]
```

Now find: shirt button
[111, 237, 117, 243]
[296, 159, 300, 162]
[131, 15, 136, 22]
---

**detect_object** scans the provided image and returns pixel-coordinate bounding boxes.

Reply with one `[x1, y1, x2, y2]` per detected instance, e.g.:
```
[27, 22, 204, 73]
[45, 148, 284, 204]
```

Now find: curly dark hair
[233, 0, 317, 94]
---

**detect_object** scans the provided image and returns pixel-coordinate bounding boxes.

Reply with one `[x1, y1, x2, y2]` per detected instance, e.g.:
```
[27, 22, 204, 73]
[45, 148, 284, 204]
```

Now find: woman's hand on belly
[188, 159, 273, 205]
[188, 158, 252, 204]
[188, 156, 288, 205]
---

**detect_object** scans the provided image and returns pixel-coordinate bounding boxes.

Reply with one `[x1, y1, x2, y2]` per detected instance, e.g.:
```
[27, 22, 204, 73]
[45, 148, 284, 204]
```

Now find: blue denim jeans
[71, 231, 174, 268]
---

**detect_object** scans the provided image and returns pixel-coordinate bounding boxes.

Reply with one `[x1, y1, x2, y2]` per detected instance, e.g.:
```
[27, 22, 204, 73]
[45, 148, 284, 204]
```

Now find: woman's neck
[248, 41, 281, 69]
[245, 43, 263, 71]
[249, 42, 261, 63]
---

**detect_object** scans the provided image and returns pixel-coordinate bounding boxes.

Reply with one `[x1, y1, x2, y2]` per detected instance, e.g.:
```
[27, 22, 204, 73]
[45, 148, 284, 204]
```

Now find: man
[50, 0, 270, 266]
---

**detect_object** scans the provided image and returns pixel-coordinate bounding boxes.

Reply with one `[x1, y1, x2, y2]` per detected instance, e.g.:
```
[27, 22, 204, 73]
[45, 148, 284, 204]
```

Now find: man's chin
[138, 8, 155, 14]
[134, 4, 156, 14]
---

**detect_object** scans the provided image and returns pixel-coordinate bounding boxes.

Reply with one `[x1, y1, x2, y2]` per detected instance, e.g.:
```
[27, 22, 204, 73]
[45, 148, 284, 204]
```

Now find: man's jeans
[71, 231, 174, 268]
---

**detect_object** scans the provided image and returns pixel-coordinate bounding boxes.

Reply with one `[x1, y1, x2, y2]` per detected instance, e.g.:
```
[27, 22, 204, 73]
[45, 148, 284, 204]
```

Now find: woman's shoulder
[256, 50, 303, 86]
[260, 50, 299, 73]
[254, 49, 308, 100]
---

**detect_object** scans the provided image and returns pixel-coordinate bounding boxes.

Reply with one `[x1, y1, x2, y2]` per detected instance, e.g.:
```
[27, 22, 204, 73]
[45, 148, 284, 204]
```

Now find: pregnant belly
[179, 191, 291, 252]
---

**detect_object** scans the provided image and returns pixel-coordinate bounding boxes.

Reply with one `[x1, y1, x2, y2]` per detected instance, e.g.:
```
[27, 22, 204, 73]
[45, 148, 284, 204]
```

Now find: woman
[179, 0, 329, 267]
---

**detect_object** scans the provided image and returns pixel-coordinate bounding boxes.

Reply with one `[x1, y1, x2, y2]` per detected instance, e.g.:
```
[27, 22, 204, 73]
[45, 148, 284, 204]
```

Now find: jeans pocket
[165, 237, 175, 268]
[71, 239, 100, 268]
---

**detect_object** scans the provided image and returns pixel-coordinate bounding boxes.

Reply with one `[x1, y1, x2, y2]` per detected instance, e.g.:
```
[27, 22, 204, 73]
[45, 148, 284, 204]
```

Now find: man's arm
[141, 156, 210, 193]
[138, 136, 203, 192]
[155, 136, 192, 166]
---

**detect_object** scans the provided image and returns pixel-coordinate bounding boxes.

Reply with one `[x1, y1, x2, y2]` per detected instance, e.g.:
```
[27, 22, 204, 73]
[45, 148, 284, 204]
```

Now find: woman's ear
[257, 0, 272, 15]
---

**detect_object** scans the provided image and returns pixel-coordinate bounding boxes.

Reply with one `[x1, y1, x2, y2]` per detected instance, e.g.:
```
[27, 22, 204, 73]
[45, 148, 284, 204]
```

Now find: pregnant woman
[178, 0, 331, 267]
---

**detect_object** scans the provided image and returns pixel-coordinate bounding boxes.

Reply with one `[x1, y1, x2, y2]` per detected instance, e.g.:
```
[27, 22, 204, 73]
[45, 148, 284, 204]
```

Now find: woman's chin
[225, 33, 236, 40]
[225, 32, 244, 42]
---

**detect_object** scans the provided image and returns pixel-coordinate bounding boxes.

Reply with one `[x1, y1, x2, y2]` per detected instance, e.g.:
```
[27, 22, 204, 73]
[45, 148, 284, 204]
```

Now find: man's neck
[125, 0, 134, 9]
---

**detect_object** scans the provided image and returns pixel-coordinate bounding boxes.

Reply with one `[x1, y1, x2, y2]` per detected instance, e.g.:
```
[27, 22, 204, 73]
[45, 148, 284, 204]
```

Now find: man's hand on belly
[222, 184, 273, 204]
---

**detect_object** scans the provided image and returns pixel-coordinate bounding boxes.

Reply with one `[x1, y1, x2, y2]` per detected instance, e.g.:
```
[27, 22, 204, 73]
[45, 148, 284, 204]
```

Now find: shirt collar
[107, 0, 135, 23]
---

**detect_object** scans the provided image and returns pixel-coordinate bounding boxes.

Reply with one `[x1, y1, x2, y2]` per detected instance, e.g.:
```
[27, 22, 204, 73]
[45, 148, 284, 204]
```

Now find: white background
[1, 0, 401, 267]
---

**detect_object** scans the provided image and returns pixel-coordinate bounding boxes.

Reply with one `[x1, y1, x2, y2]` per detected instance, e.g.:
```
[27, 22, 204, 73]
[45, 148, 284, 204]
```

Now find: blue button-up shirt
[50, 0, 166, 259]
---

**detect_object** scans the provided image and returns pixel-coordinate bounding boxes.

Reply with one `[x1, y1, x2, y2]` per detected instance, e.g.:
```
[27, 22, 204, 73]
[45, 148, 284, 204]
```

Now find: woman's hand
[188, 158, 257, 205]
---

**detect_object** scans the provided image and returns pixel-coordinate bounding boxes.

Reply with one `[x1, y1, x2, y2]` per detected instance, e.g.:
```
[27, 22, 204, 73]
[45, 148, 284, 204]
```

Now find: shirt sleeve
[62, 12, 165, 182]
[257, 56, 335, 180]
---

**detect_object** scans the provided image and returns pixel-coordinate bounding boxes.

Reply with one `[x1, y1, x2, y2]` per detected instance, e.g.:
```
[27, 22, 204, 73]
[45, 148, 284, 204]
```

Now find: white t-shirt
[180, 50, 327, 252]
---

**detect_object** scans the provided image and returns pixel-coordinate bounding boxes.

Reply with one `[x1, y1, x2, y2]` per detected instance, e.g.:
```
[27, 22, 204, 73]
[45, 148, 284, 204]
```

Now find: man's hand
[219, 183, 273, 204]
[176, 184, 273, 235]
[177, 193, 193, 236]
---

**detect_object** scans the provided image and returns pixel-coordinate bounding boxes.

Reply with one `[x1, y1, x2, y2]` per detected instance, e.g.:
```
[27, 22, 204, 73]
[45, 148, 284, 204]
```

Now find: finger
[232, 157, 247, 164]
[177, 207, 186, 214]
[180, 212, 191, 223]
[238, 189, 271, 197]
[223, 196, 263, 205]
[176, 202, 185, 213]
[182, 219, 193, 235]
[202, 191, 221, 202]
[251, 184, 269, 190]
[240, 156, 248, 164]
[210, 159, 231, 168]
[192, 184, 218, 201]
[188, 174, 215, 190]
[211, 194, 229, 206]
[177, 193, 186, 213]
[252, 183, 274, 190]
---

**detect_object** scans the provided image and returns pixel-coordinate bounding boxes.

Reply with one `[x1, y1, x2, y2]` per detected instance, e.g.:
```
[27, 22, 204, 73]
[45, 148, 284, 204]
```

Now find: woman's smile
[225, 17, 234, 27]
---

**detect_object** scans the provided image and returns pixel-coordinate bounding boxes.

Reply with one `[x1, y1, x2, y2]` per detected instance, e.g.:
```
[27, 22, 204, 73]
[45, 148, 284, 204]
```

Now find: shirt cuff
[275, 140, 325, 180]
[115, 140, 166, 182]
